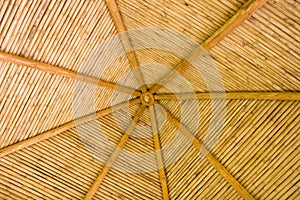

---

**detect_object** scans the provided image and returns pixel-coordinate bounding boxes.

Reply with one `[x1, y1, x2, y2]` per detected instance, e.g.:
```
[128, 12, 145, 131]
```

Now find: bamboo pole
[0, 51, 141, 96]
[157, 103, 255, 200]
[104, 0, 147, 93]
[149, 0, 268, 94]
[0, 98, 141, 158]
[149, 106, 169, 200]
[154, 92, 300, 101]
[84, 104, 146, 200]
[201, 0, 268, 50]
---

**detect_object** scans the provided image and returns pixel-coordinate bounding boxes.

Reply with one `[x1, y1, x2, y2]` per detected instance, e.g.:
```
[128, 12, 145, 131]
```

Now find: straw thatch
[0, 0, 299, 199]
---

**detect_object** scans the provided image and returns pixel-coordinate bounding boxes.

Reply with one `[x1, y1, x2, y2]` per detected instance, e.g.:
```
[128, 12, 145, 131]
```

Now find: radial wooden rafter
[0, 98, 141, 158]
[154, 92, 300, 101]
[149, 105, 170, 200]
[149, 0, 268, 94]
[84, 104, 146, 200]
[104, 0, 147, 93]
[157, 103, 255, 200]
[0, 51, 141, 96]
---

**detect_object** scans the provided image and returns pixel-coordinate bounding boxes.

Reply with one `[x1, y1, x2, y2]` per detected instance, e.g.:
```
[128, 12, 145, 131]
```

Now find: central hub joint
[140, 92, 154, 106]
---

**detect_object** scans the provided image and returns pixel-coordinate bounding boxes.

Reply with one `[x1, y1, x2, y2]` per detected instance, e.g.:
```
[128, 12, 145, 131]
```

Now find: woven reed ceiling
[0, 0, 299, 199]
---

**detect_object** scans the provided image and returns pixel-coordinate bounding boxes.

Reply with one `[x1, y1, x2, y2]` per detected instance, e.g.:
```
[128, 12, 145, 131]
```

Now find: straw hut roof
[0, 0, 299, 199]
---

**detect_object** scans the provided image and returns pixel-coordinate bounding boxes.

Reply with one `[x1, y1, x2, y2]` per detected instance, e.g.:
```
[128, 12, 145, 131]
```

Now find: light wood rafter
[157, 103, 255, 200]
[149, 0, 268, 94]
[154, 92, 300, 101]
[201, 0, 268, 50]
[0, 98, 141, 158]
[84, 105, 146, 200]
[0, 51, 141, 96]
[105, 0, 147, 93]
[149, 106, 169, 200]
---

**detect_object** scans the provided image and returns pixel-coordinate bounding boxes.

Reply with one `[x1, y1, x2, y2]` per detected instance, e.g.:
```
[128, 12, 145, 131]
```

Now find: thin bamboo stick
[157, 103, 255, 200]
[84, 104, 146, 200]
[154, 92, 300, 101]
[0, 98, 140, 158]
[149, 0, 268, 94]
[0, 51, 141, 96]
[149, 106, 169, 200]
[95, 168, 162, 199]
[104, 0, 147, 93]
[1, 156, 81, 199]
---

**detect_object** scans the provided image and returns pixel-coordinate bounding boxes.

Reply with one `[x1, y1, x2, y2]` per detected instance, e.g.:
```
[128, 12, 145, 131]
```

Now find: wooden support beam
[105, 0, 147, 93]
[157, 104, 255, 200]
[148, 59, 192, 94]
[154, 92, 300, 101]
[149, 106, 169, 200]
[0, 98, 141, 158]
[0, 51, 141, 96]
[201, 0, 268, 50]
[149, 0, 267, 94]
[84, 105, 146, 200]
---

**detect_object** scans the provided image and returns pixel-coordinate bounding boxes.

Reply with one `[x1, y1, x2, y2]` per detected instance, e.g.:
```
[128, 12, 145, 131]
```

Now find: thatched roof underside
[0, 0, 299, 199]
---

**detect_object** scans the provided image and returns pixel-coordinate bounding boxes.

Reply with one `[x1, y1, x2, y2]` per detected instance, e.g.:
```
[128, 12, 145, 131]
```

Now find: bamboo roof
[0, 0, 299, 199]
